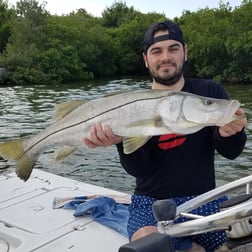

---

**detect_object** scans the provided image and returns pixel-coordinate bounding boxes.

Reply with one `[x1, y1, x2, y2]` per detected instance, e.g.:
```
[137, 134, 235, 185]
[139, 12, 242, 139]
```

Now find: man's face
[144, 30, 187, 86]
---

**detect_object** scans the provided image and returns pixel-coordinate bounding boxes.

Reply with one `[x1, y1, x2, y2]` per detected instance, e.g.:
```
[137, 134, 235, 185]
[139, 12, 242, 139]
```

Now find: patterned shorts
[128, 195, 228, 251]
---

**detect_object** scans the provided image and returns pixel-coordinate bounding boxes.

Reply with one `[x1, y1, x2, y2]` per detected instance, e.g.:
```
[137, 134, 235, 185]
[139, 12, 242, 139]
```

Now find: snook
[0, 89, 241, 181]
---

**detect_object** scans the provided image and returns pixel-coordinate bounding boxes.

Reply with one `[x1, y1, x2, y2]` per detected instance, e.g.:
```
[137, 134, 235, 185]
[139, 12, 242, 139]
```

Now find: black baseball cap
[143, 20, 185, 53]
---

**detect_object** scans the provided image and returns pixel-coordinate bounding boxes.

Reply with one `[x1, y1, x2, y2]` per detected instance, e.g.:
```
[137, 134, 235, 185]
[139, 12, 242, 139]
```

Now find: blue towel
[53, 196, 129, 238]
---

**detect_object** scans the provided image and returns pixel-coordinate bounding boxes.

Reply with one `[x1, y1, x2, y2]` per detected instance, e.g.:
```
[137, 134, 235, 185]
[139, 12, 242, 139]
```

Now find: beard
[149, 59, 185, 86]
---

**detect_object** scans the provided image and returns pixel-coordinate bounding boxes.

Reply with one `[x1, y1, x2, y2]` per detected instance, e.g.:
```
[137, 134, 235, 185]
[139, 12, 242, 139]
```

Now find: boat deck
[0, 169, 128, 252]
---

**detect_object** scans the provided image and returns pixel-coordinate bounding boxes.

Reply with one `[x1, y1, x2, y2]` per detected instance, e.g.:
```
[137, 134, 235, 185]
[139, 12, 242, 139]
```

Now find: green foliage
[42, 16, 92, 81]
[179, 6, 230, 78]
[0, 0, 16, 52]
[106, 12, 166, 74]
[178, 0, 252, 83]
[0, 0, 49, 84]
[0, 0, 92, 84]
[223, 1, 252, 82]
[102, 1, 139, 28]
[0, 0, 251, 85]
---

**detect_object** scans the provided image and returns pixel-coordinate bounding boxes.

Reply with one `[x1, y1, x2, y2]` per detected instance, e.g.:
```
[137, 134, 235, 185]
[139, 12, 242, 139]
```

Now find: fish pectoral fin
[123, 136, 151, 154]
[0, 139, 36, 181]
[55, 146, 77, 161]
[54, 100, 86, 121]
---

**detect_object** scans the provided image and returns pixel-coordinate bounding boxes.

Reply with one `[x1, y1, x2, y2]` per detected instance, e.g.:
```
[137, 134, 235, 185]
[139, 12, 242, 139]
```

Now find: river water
[0, 77, 251, 194]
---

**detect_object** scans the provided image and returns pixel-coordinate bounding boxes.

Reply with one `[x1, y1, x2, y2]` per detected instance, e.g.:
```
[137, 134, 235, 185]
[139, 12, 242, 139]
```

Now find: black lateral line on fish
[17, 94, 170, 160]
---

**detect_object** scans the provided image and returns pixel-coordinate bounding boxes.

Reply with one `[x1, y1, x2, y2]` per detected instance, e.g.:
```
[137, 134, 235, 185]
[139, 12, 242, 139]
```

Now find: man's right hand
[83, 123, 123, 148]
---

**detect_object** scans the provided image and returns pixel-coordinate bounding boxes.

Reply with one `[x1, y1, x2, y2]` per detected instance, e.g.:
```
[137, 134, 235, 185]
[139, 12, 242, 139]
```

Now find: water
[0, 78, 251, 194]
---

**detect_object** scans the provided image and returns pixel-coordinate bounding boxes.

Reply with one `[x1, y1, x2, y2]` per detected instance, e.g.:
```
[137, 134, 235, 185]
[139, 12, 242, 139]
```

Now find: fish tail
[0, 139, 36, 181]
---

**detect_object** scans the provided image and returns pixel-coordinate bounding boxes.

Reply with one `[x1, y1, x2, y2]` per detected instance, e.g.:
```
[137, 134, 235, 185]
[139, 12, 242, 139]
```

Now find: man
[83, 20, 247, 251]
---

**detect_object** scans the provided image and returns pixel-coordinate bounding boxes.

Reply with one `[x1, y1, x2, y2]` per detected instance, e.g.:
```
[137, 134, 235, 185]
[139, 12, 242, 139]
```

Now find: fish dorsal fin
[103, 89, 133, 98]
[123, 136, 151, 154]
[54, 100, 86, 121]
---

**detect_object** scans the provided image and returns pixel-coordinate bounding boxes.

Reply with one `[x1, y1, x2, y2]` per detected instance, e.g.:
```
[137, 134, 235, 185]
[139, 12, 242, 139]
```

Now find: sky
[9, 0, 243, 18]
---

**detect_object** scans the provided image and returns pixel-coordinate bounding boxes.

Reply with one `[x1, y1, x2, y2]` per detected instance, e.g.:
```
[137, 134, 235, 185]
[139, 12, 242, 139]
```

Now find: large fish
[0, 89, 241, 181]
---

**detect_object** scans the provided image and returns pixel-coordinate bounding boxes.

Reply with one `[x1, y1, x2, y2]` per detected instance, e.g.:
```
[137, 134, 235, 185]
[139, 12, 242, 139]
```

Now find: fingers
[103, 124, 117, 139]
[219, 123, 240, 137]
[93, 124, 109, 145]
[83, 136, 98, 149]
[235, 108, 244, 116]
[219, 109, 247, 137]
[83, 123, 123, 148]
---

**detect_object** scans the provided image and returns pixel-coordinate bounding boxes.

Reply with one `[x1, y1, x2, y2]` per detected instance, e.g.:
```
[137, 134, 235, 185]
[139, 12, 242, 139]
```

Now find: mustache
[157, 60, 176, 69]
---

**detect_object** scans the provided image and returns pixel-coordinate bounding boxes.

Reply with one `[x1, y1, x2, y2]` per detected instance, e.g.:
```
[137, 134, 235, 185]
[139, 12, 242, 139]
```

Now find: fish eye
[205, 99, 213, 106]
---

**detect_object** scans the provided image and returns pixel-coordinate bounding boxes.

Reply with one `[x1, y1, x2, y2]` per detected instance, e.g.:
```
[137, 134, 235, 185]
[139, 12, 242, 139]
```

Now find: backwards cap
[143, 20, 185, 53]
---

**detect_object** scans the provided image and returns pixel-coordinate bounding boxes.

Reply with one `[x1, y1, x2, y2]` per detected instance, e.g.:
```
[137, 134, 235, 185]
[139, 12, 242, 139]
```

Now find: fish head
[182, 95, 241, 126]
[157, 92, 242, 134]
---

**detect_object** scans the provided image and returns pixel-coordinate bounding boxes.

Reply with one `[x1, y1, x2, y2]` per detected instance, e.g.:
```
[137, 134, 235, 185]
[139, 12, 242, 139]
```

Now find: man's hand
[83, 123, 123, 148]
[219, 108, 247, 137]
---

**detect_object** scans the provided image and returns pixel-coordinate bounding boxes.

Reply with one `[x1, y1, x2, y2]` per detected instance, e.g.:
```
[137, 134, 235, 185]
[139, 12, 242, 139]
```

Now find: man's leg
[128, 195, 205, 251]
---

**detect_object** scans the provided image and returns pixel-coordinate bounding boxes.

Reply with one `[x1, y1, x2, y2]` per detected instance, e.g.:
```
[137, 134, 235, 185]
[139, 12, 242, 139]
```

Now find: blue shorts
[128, 195, 228, 251]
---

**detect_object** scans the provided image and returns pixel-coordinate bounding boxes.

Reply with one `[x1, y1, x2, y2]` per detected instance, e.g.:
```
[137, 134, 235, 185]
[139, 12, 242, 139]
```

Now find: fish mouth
[218, 100, 240, 126]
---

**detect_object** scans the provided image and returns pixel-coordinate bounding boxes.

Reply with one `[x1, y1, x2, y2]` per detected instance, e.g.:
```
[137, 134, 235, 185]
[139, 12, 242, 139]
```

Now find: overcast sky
[9, 0, 243, 18]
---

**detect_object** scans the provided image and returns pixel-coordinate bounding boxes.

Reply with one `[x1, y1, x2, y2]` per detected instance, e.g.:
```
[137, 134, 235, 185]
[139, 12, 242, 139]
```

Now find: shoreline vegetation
[0, 0, 251, 86]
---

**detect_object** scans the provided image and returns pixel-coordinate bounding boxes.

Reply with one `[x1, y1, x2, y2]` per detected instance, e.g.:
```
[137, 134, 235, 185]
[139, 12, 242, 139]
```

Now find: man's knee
[186, 242, 206, 252]
[131, 226, 158, 241]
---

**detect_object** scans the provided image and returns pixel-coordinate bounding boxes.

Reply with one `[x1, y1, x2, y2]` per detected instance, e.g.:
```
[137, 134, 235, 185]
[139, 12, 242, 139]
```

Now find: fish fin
[123, 136, 151, 154]
[54, 100, 86, 121]
[55, 146, 77, 161]
[0, 139, 36, 181]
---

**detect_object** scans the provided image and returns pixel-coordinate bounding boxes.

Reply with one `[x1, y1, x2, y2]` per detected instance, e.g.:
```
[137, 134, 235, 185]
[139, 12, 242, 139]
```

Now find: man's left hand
[219, 108, 247, 137]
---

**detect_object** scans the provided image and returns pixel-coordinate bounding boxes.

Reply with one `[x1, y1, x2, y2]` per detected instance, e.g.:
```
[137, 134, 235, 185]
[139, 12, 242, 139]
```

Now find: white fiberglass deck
[0, 169, 129, 252]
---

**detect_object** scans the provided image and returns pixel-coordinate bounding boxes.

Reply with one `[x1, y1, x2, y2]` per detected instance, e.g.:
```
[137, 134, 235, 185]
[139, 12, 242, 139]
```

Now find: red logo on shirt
[158, 134, 186, 150]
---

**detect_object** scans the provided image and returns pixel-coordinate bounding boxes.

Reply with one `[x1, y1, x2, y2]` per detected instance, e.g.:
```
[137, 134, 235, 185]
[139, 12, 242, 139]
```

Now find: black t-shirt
[116, 79, 247, 199]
